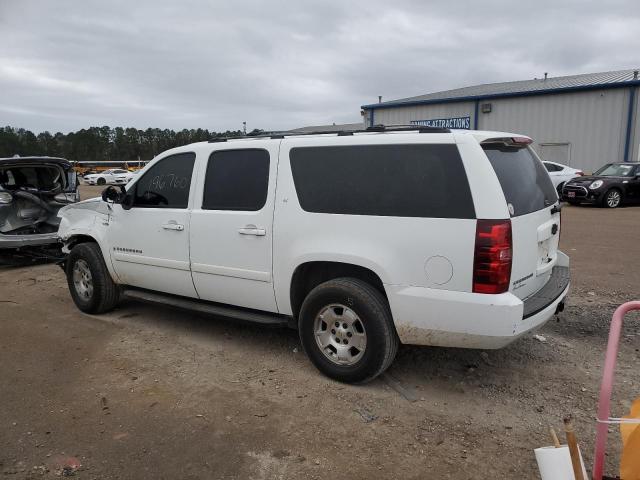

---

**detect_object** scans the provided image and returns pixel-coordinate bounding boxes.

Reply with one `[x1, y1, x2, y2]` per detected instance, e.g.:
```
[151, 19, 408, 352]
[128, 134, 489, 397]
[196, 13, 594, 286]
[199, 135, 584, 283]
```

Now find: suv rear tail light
[576, 171, 584, 176]
[473, 219, 512, 294]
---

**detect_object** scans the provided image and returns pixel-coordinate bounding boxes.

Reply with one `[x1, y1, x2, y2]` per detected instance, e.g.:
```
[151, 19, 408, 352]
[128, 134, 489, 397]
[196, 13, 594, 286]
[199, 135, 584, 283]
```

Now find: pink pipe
[592, 301, 640, 480]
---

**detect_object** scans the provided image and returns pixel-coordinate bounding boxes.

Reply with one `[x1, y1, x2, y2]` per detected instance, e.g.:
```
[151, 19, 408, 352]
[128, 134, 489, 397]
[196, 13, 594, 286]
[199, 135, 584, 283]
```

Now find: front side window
[289, 144, 475, 219]
[132, 152, 195, 208]
[202, 149, 270, 211]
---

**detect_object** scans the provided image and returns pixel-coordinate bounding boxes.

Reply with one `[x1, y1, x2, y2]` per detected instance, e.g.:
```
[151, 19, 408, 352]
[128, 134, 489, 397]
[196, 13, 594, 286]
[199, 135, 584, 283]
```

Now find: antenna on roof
[544, 72, 548, 81]
[634, 70, 639, 80]
[378, 95, 382, 103]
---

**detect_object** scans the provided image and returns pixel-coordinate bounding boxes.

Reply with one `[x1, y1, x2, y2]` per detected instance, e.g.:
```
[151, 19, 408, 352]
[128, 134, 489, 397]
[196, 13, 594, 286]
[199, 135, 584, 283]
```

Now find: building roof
[286, 122, 363, 133]
[362, 68, 640, 109]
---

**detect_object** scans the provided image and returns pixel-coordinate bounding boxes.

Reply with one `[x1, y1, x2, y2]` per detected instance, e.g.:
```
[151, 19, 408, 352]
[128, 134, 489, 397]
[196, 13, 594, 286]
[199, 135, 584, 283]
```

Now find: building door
[539, 143, 571, 167]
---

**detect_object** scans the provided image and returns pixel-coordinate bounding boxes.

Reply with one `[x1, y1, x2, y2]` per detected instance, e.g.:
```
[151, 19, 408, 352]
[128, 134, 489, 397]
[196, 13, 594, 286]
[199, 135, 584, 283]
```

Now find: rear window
[289, 144, 475, 219]
[483, 144, 557, 216]
[202, 149, 270, 211]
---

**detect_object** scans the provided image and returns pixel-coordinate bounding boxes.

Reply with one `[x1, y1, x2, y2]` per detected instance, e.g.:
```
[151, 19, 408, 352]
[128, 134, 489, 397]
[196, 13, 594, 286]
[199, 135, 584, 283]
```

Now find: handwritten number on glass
[150, 174, 189, 191]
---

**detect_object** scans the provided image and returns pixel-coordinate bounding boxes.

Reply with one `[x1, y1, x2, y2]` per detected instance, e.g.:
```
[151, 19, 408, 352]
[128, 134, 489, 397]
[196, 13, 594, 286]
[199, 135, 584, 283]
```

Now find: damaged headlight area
[0, 191, 13, 204]
[54, 192, 80, 203]
[0, 158, 79, 259]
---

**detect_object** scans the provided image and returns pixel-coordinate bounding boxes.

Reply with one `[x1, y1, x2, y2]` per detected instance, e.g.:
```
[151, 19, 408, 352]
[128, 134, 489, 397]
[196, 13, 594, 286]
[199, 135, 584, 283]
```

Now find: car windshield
[594, 164, 635, 176]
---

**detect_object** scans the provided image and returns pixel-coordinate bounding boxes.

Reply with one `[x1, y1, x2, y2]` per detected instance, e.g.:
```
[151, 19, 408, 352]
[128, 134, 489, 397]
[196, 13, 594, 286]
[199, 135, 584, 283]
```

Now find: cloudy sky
[1, 0, 638, 133]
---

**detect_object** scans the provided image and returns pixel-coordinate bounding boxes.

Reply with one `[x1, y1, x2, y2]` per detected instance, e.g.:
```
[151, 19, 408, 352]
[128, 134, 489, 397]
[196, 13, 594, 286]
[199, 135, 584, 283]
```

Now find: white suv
[58, 126, 570, 383]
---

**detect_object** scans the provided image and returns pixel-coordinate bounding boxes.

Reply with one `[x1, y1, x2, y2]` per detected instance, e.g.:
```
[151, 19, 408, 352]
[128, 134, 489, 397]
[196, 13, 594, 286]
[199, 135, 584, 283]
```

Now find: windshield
[594, 164, 635, 177]
[483, 143, 557, 216]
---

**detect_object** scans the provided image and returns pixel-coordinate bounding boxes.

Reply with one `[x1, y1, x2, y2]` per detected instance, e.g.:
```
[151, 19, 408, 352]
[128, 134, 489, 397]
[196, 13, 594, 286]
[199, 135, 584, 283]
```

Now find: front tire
[97, 177, 106, 185]
[298, 278, 398, 384]
[602, 188, 622, 208]
[66, 243, 120, 313]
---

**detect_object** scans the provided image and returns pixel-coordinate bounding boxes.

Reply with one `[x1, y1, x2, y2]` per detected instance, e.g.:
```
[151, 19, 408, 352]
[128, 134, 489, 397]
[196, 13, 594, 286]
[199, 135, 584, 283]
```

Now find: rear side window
[544, 162, 561, 172]
[133, 152, 195, 208]
[289, 144, 475, 219]
[202, 149, 270, 211]
[483, 144, 557, 216]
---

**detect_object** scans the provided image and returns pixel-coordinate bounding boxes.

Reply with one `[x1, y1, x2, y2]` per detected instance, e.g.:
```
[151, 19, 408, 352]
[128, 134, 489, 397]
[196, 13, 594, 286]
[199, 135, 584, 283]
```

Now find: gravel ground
[1, 186, 639, 479]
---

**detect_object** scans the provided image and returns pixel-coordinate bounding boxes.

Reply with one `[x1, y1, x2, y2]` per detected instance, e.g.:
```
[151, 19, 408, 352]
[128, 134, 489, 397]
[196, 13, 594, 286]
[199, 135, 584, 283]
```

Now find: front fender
[58, 200, 120, 283]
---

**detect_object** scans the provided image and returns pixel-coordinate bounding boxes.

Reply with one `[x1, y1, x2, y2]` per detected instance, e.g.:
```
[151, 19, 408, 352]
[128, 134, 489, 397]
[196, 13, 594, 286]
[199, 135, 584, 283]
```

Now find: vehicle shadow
[107, 297, 562, 390]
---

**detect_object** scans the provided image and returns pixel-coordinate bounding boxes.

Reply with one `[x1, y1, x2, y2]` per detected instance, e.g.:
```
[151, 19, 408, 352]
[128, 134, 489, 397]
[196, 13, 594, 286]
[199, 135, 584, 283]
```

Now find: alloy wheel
[606, 190, 621, 208]
[72, 259, 94, 300]
[313, 304, 367, 366]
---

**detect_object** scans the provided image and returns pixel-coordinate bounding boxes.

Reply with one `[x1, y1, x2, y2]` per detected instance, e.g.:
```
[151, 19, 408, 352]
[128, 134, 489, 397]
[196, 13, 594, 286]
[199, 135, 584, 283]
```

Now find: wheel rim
[72, 259, 94, 300]
[313, 304, 367, 366]
[606, 190, 621, 207]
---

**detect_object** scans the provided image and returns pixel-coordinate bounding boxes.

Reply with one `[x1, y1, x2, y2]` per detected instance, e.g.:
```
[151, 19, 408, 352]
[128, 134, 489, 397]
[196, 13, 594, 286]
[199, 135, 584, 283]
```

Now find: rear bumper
[386, 251, 570, 349]
[0, 232, 61, 248]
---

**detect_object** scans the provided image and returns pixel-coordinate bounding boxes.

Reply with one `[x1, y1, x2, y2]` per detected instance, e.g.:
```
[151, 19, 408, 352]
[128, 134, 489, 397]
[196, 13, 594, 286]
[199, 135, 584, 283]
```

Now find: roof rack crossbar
[207, 124, 450, 143]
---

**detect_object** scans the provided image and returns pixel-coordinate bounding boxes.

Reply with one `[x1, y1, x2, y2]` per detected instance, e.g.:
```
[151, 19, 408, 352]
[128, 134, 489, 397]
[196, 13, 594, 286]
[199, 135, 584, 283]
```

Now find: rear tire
[97, 177, 106, 185]
[298, 277, 398, 384]
[602, 188, 622, 208]
[66, 243, 120, 313]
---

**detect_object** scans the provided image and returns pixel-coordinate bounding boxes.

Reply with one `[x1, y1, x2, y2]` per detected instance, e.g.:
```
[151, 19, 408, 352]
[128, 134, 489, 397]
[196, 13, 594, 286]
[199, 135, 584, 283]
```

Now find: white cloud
[0, 0, 638, 133]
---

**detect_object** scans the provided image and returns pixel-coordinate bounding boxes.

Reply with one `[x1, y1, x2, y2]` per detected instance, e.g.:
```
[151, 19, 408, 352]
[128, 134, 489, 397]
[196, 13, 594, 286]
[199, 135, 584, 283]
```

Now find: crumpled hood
[58, 196, 109, 217]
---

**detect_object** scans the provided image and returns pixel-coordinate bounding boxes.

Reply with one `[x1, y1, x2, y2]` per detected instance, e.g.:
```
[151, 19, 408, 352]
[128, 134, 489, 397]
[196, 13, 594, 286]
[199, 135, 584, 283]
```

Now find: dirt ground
[1, 186, 639, 479]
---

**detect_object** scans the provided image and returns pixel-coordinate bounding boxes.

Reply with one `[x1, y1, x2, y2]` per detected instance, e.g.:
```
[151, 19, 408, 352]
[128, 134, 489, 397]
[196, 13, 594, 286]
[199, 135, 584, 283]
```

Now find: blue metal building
[361, 69, 640, 172]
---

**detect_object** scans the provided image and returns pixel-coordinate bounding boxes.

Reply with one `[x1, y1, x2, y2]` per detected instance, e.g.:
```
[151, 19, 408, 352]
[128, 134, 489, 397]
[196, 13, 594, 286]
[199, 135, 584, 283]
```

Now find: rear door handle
[162, 222, 184, 231]
[238, 225, 266, 236]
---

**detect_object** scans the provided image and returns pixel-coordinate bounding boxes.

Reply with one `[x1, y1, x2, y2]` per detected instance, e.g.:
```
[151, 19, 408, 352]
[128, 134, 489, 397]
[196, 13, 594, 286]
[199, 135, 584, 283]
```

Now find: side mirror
[101, 185, 121, 203]
[121, 193, 134, 210]
[101, 185, 131, 208]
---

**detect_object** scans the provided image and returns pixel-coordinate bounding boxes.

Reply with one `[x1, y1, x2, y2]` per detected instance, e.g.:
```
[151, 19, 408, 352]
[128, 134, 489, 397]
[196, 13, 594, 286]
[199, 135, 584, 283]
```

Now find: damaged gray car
[0, 156, 79, 264]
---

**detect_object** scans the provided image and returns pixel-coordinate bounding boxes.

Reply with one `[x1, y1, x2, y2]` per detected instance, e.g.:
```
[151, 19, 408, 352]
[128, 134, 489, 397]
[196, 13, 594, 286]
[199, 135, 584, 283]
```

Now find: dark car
[0, 156, 79, 262]
[561, 162, 640, 208]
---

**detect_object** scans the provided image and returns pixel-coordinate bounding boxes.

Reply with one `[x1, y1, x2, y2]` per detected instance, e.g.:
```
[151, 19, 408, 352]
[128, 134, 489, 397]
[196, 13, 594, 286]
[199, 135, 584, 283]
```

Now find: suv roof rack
[208, 124, 451, 142]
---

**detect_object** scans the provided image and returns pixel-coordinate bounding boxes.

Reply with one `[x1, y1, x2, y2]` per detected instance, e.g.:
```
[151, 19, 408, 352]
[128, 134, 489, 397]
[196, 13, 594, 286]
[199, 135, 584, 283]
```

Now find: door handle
[238, 225, 266, 236]
[162, 222, 184, 231]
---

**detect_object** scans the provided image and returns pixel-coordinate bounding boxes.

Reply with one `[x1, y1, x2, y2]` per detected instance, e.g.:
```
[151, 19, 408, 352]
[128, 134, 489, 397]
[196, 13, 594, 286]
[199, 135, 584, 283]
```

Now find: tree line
[0, 126, 265, 161]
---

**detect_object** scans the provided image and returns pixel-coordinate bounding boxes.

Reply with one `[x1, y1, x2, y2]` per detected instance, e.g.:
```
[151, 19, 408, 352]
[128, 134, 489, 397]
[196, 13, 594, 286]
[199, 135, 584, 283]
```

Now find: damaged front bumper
[0, 232, 61, 249]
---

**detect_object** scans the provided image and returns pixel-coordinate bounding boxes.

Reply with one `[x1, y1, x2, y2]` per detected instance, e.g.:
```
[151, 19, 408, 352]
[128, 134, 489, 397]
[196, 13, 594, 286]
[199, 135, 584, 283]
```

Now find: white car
[83, 169, 131, 186]
[542, 161, 584, 193]
[58, 127, 570, 383]
[125, 170, 139, 183]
